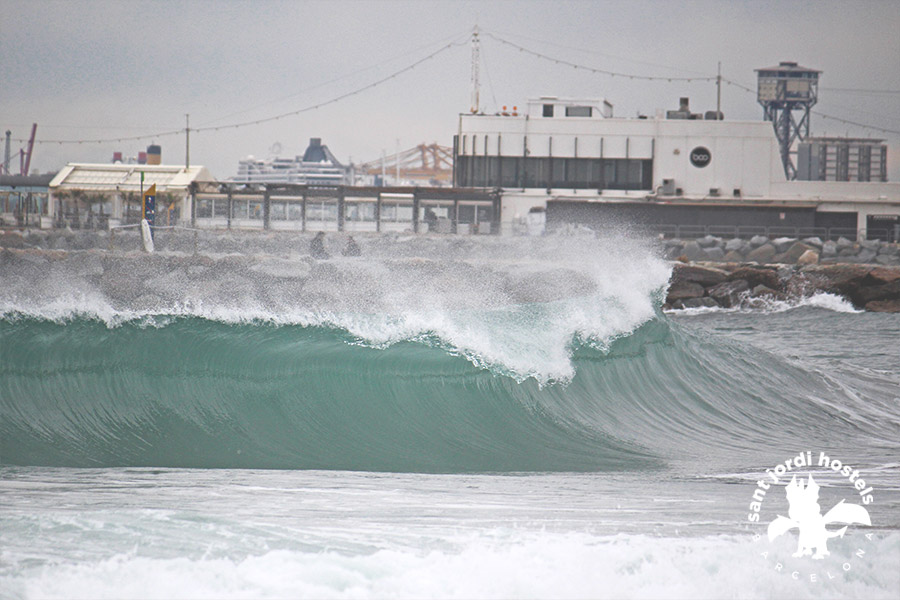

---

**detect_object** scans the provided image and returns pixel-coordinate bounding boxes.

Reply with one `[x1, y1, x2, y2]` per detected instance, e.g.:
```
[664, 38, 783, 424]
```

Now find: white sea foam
[6, 531, 898, 600]
[669, 291, 861, 316]
[0, 234, 671, 383]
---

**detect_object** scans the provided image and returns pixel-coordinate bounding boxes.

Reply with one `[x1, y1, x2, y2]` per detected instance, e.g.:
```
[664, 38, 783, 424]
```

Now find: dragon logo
[767, 474, 871, 560]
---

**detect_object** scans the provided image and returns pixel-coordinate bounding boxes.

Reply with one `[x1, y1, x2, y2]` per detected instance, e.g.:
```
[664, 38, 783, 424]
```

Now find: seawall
[661, 235, 900, 312]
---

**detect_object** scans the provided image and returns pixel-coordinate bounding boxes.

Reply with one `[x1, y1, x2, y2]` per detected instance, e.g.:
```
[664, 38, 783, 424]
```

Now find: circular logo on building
[690, 146, 711, 168]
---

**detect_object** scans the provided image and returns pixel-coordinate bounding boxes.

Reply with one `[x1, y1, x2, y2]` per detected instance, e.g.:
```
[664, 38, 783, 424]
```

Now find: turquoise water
[1, 234, 898, 598]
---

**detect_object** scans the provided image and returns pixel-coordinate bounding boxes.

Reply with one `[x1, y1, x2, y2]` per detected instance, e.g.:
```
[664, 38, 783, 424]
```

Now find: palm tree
[158, 191, 179, 225]
[122, 191, 141, 224]
[84, 193, 108, 229]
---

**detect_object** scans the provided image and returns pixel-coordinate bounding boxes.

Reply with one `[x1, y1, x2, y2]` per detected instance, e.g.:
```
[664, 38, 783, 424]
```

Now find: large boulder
[681, 240, 707, 262]
[865, 299, 900, 313]
[666, 281, 705, 302]
[751, 284, 785, 300]
[774, 242, 814, 264]
[747, 243, 776, 263]
[677, 297, 719, 309]
[671, 263, 729, 287]
[749, 235, 769, 248]
[697, 235, 722, 248]
[857, 279, 900, 304]
[800, 264, 873, 307]
[860, 239, 882, 251]
[856, 249, 878, 264]
[728, 266, 782, 290]
[772, 237, 798, 253]
[725, 238, 746, 252]
[802, 237, 824, 249]
[704, 247, 726, 261]
[796, 249, 819, 266]
[707, 279, 750, 308]
[723, 250, 745, 262]
[821, 240, 838, 258]
[868, 267, 900, 285]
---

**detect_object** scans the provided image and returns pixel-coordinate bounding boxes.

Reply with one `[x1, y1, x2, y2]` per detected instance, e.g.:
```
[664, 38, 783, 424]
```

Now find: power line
[819, 88, 900, 95]
[483, 31, 716, 83]
[12, 40, 466, 146]
[488, 29, 713, 79]
[197, 31, 470, 128]
[191, 40, 465, 135]
[721, 78, 900, 136]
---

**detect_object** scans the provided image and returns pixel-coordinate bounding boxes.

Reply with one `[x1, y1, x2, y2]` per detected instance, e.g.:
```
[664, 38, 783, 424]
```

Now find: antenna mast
[470, 26, 480, 114]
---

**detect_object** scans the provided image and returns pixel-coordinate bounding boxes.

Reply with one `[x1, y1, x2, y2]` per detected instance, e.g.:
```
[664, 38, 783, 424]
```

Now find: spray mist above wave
[0, 232, 671, 382]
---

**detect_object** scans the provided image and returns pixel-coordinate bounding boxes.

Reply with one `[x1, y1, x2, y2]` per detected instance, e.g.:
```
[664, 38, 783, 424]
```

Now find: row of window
[455, 156, 654, 190]
[195, 198, 493, 224]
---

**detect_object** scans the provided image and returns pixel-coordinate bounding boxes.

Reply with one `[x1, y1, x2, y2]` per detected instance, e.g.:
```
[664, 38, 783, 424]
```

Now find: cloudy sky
[3, 0, 899, 179]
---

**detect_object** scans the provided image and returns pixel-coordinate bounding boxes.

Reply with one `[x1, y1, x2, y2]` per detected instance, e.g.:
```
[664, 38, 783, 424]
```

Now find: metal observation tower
[756, 61, 820, 180]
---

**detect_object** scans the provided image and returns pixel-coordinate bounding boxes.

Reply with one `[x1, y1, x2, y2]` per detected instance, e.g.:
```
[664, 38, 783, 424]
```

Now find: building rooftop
[755, 61, 821, 74]
[49, 163, 214, 192]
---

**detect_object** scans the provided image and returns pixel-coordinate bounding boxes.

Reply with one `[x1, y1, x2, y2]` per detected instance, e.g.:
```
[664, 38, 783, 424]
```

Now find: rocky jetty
[664, 261, 900, 312]
[660, 235, 900, 312]
[664, 235, 900, 267]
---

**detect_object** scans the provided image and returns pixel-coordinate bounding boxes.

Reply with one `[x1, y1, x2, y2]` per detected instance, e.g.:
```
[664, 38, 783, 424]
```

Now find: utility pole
[470, 25, 480, 114]
[185, 114, 190, 169]
[3, 130, 10, 176]
[716, 62, 722, 119]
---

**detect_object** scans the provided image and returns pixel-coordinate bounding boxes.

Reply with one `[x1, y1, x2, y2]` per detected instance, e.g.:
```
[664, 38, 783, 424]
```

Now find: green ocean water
[2, 235, 898, 598]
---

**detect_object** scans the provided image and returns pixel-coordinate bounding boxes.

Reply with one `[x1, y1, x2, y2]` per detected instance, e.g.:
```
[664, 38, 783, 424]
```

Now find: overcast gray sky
[3, 0, 899, 179]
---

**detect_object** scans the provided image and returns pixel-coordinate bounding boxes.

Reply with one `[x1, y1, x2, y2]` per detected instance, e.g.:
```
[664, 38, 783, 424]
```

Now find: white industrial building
[454, 96, 899, 240]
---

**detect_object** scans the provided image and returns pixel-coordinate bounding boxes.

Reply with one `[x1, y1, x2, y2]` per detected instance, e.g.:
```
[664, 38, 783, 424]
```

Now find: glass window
[603, 161, 616, 188]
[270, 201, 287, 220]
[628, 160, 642, 189]
[457, 204, 476, 224]
[345, 202, 375, 221]
[524, 158, 550, 188]
[287, 202, 304, 221]
[232, 200, 248, 219]
[214, 198, 229, 217]
[249, 201, 264, 220]
[500, 157, 518, 187]
[308, 201, 338, 221]
[472, 157, 486, 186]
[543, 104, 554, 117]
[197, 198, 212, 218]
[565, 106, 592, 117]
[551, 158, 567, 187]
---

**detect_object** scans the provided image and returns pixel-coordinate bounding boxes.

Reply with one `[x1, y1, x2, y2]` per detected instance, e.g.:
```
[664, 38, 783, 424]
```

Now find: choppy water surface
[2, 232, 898, 598]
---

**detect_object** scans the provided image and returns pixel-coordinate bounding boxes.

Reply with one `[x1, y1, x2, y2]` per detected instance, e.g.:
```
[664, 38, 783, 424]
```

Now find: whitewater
[1, 230, 898, 598]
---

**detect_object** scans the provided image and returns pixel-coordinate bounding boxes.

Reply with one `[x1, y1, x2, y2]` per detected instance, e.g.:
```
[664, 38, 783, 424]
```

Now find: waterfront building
[48, 163, 215, 229]
[454, 96, 900, 240]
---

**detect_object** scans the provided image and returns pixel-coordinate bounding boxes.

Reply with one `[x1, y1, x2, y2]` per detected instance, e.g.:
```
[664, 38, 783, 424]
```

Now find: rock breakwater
[665, 261, 900, 312]
[664, 235, 900, 267]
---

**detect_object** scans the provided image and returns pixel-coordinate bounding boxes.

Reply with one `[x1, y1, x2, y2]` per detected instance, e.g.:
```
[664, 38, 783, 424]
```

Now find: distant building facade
[454, 96, 900, 239]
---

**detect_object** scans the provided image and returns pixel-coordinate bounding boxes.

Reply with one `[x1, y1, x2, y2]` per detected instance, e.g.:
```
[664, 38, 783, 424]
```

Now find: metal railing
[648, 224, 896, 243]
